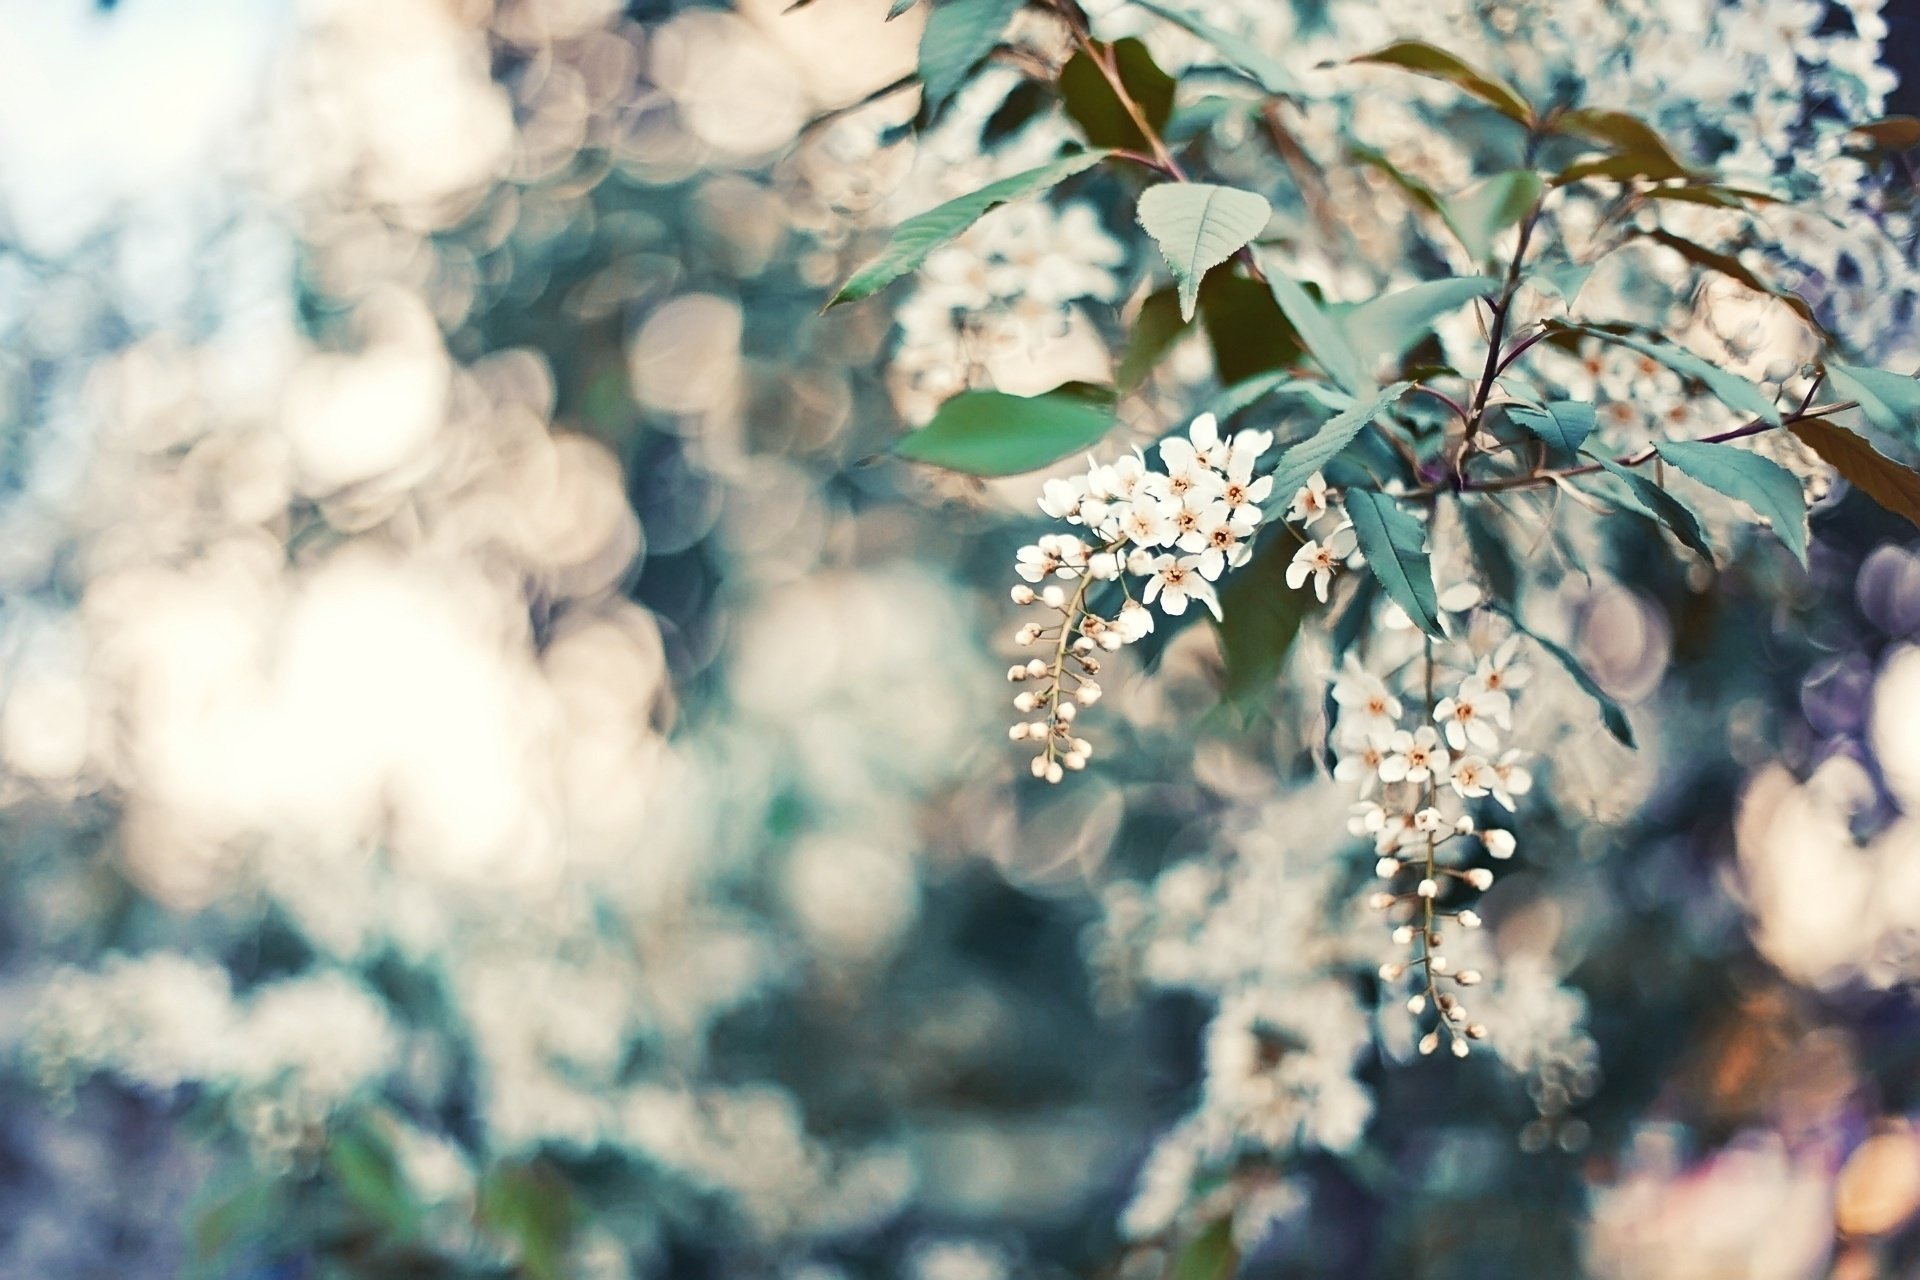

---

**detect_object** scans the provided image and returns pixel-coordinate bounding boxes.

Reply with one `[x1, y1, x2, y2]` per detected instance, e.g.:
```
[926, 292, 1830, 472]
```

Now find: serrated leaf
[1449, 170, 1544, 265]
[1060, 37, 1176, 151]
[1138, 183, 1273, 320]
[1208, 370, 1353, 420]
[895, 384, 1116, 475]
[1790, 417, 1920, 530]
[1132, 0, 1294, 94]
[918, 0, 1022, 113]
[1824, 362, 1920, 439]
[1338, 276, 1496, 374]
[827, 151, 1109, 306]
[1352, 40, 1532, 123]
[1265, 382, 1410, 512]
[1215, 531, 1317, 718]
[1505, 400, 1595, 458]
[1344, 486, 1442, 637]
[1562, 325, 1780, 424]
[1654, 439, 1808, 566]
[1118, 287, 1189, 392]
[1510, 617, 1636, 748]
[1461, 499, 1520, 604]
[1260, 254, 1368, 396]
[1585, 450, 1714, 562]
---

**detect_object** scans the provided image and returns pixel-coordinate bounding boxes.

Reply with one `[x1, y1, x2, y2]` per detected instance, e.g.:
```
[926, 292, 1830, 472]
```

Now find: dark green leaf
[1137, 182, 1273, 320]
[1824, 361, 1920, 439]
[895, 384, 1117, 475]
[1585, 450, 1714, 562]
[1461, 499, 1521, 604]
[1350, 144, 1447, 219]
[981, 78, 1054, 147]
[918, 0, 1022, 113]
[1208, 370, 1352, 419]
[1118, 287, 1189, 392]
[1215, 531, 1318, 718]
[1344, 487, 1443, 637]
[1560, 324, 1780, 423]
[1133, 0, 1295, 94]
[1505, 400, 1595, 458]
[1554, 107, 1687, 175]
[1338, 276, 1496, 374]
[1059, 37, 1176, 151]
[1654, 439, 1808, 566]
[1641, 228, 1823, 332]
[1260, 254, 1368, 395]
[1639, 182, 1782, 207]
[1352, 40, 1532, 123]
[1199, 271, 1303, 384]
[1554, 152, 1691, 185]
[827, 150, 1109, 306]
[1849, 115, 1920, 151]
[477, 1161, 578, 1280]
[328, 1124, 422, 1236]
[1173, 1217, 1240, 1280]
[1449, 170, 1544, 265]
[1790, 417, 1920, 530]
[1512, 617, 1636, 747]
[1265, 382, 1410, 512]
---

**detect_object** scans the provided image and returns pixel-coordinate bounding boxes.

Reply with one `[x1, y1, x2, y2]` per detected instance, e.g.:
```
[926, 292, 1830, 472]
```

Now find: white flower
[1113, 600, 1155, 642]
[1433, 685, 1511, 752]
[1223, 426, 1274, 478]
[1285, 525, 1357, 603]
[1334, 736, 1388, 798]
[1158, 411, 1225, 474]
[1089, 451, 1152, 504]
[1378, 725, 1451, 787]
[1014, 543, 1056, 583]
[1331, 656, 1403, 741]
[1287, 471, 1334, 526]
[1179, 501, 1258, 580]
[1463, 635, 1532, 697]
[1220, 446, 1275, 515]
[1489, 751, 1533, 811]
[1117, 495, 1181, 549]
[1483, 829, 1517, 859]
[1038, 475, 1088, 521]
[1449, 754, 1493, 799]
[1142, 553, 1222, 620]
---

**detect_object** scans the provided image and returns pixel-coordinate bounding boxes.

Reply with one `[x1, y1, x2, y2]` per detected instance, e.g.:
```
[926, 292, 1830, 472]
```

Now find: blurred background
[2, 1, 1920, 1277]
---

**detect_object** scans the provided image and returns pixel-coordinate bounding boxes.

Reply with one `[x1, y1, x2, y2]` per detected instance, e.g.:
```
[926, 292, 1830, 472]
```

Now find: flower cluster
[1325, 633, 1534, 1056]
[1009, 413, 1274, 780]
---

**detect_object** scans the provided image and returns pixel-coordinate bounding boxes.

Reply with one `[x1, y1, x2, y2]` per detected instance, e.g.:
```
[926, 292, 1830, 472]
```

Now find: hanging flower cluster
[1008, 413, 1275, 781]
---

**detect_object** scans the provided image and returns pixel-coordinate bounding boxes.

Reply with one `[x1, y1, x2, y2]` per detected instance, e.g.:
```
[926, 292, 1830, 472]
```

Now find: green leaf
[1554, 107, 1687, 175]
[1060, 37, 1176, 151]
[1641, 229, 1823, 332]
[1562, 325, 1780, 424]
[1849, 115, 1920, 152]
[1215, 532, 1317, 718]
[1790, 417, 1920, 530]
[477, 1161, 578, 1280]
[1350, 144, 1447, 219]
[1132, 0, 1295, 94]
[1448, 170, 1544, 265]
[1654, 439, 1809, 566]
[1265, 382, 1410, 512]
[1338, 276, 1496, 374]
[1173, 1217, 1240, 1280]
[1507, 615, 1636, 748]
[1638, 182, 1782, 208]
[827, 150, 1109, 306]
[1137, 183, 1273, 320]
[1352, 40, 1532, 123]
[1199, 271, 1302, 384]
[1505, 400, 1594, 458]
[328, 1123, 422, 1236]
[981, 78, 1054, 147]
[918, 0, 1022, 113]
[1585, 450, 1714, 562]
[887, 0, 919, 16]
[1344, 486, 1443, 637]
[1208, 370, 1352, 420]
[1461, 499, 1521, 605]
[894, 384, 1116, 475]
[1824, 362, 1920, 439]
[1118, 287, 1189, 392]
[1260, 254, 1368, 396]
[1531, 259, 1594, 307]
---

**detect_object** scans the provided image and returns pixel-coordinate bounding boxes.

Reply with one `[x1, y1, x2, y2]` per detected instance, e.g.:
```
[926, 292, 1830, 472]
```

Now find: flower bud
[1045, 761, 1064, 784]
[1466, 1023, 1488, 1040]
[1484, 829, 1516, 859]
[1015, 624, 1042, 646]
[1418, 1031, 1439, 1056]
[1008, 665, 1027, 682]
[1026, 659, 1048, 679]
[1367, 891, 1396, 910]
[1450, 1037, 1469, 1058]
[1379, 961, 1404, 981]
[1375, 856, 1401, 879]
[1008, 724, 1029, 742]
[1465, 868, 1494, 890]
[1063, 752, 1087, 771]
[1075, 682, 1102, 706]
[1071, 636, 1096, 657]
[1417, 878, 1438, 899]
[1056, 701, 1076, 723]
[1030, 755, 1049, 778]
[1042, 585, 1067, 609]
[1430, 955, 1450, 975]
[1391, 925, 1415, 945]
[1099, 631, 1123, 651]
[1011, 584, 1036, 605]
[1071, 738, 1092, 756]
[1407, 994, 1426, 1014]
[1457, 969, 1482, 986]
[1457, 910, 1482, 929]
[1013, 692, 1037, 713]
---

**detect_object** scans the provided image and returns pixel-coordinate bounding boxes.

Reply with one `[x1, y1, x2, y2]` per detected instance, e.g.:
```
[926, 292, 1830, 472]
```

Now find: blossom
[1332, 657, 1403, 742]
[1287, 472, 1334, 526]
[1464, 635, 1532, 697]
[1180, 501, 1258, 580]
[1143, 554, 1222, 620]
[1490, 751, 1534, 811]
[1158, 411, 1225, 474]
[1378, 726, 1451, 787]
[1434, 685, 1511, 752]
[1117, 495, 1181, 549]
[1286, 525, 1357, 603]
[1334, 736, 1388, 798]
[1449, 754, 1493, 799]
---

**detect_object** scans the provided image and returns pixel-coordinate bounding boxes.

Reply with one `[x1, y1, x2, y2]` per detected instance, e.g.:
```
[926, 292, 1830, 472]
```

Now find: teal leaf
[1507, 615, 1636, 748]
[1532, 259, 1594, 307]
[1259, 255, 1368, 396]
[1352, 41, 1532, 123]
[1461, 499, 1521, 604]
[1117, 287, 1189, 392]
[1655, 439, 1809, 566]
[1344, 487, 1443, 637]
[1059, 37, 1176, 151]
[1264, 381, 1410, 513]
[1585, 450, 1714, 562]
[827, 151, 1109, 306]
[1449, 170, 1544, 265]
[1789, 417, 1920, 530]
[918, 0, 1022, 113]
[1825, 362, 1920, 439]
[1132, 0, 1295, 94]
[1215, 532, 1318, 719]
[1208, 371, 1353, 420]
[887, 0, 918, 16]
[1197, 272, 1300, 384]
[1565, 325, 1781, 424]
[894, 384, 1117, 475]
[1137, 183, 1273, 320]
[1505, 400, 1595, 458]
[1338, 275, 1496, 374]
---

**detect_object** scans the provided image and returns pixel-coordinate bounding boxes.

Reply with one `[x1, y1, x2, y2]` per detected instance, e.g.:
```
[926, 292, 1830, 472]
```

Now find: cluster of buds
[1007, 412, 1277, 782]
